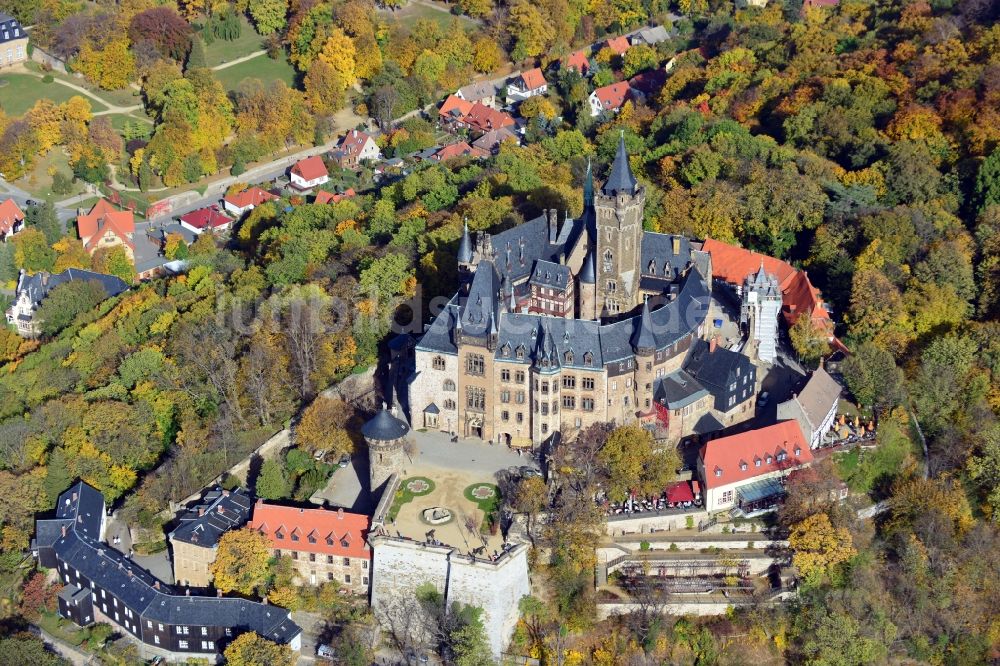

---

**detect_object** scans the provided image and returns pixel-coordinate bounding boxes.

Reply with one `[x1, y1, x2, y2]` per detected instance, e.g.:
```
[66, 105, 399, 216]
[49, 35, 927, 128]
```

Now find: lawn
[0, 73, 99, 116]
[834, 418, 916, 498]
[15, 150, 89, 200]
[215, 53, 298, 91]
[381, 2, 478, 32]
[388, 476, 436, 521]
[104, 112, 154, 138]
[203, 16, 265, 68]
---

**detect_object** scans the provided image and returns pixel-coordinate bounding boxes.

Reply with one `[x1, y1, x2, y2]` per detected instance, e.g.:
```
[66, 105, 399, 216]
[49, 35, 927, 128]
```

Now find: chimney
[709, 336, 717, 353]
[217, 589, 223, 598]
[186, 588, 191, 596]
[198, 508, 204, 517]
[61, 525, 67, 537]
[338, 508, 345, 520]
[72, 492, 78, 502]
[672, 237, 680, 255]
[548, 209, 558, 244]
[154, 581, 160, 590]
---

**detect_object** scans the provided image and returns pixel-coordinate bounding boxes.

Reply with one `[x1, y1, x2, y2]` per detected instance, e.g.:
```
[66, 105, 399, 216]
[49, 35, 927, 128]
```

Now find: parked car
[338, 454, 351, 468]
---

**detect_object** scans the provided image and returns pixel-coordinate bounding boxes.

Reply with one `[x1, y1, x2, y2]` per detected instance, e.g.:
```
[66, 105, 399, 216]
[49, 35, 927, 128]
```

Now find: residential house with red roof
[458, 102, 516, 135]
[605, 35, 631, 56]
[701, 238, 836, 340]
[289, 155, 329, 191]
[507, 68, 548, 102]
[562, 50, 592, 75]
[438, 94, 475, 128]
[180, 205, 232, 235]
[0, 198, 24, 241]
[76, 199, 136, 261]
[698, 420, 812, 514]
[332, 130, 381, 170]
[431, 142, 488, 162]
[222, 186, 278, 217]
[589, 81, 632, 117]
[314, 188, 356, 205]
[248, 502, 371, 594]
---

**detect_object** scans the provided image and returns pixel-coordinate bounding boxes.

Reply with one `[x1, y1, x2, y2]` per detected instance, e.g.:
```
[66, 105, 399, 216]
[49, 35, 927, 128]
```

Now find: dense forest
[2, 0, 1000, 663]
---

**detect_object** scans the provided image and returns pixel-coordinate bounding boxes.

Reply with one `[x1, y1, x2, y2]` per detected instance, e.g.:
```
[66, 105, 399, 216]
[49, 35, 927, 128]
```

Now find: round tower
[578, 249, 597, 320]
[363, 407, 410, 495]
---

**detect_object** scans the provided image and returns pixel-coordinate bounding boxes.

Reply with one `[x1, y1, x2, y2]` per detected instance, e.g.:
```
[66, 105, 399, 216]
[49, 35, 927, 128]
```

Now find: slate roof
[685, 338, 755, 408]
[781, 367, 841, 432]
[603, 133, 639, 196]
[635, 26, 669, 45]
[457, 221, 473, 264]
[457, 81, 496, 101]
[169, 487, 253, 548]
[0, 12, 24, 45]
[17, 269, 129, 308]
[362, 409, 410, 441]
[691, 411, 726, 435]
[632, 298, 656, 351]
[529, 260, 572, 290]
[579, 249, 596, 284]
[654, 370, 708, 409]
[39, 482, 301, 645]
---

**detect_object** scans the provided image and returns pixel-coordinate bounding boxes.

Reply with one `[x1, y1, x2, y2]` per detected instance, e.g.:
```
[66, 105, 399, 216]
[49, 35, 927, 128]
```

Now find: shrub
[685, 515, 695, 529]
[669, 543, 679, 551]
[41, 74, 54, 83]
[639, 541, 651, 551]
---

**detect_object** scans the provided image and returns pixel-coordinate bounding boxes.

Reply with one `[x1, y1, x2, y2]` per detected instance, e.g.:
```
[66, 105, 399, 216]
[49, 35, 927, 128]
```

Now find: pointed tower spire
[584, 157, 594, 208]
[509, 282, 516, 311]
[631, 296, 656, 352]
[457, 217, 473, 264]
[603, 131, 638, 196]
[579, 248, 596, 284]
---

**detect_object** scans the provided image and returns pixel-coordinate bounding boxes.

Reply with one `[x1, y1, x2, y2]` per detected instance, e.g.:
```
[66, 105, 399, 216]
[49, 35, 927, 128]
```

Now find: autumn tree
[511, 476, 547, 544]
[128, 7, 192, 61]
[35, 279, 111, 337]
[256, 458, 292, 500]
[211, 528, 273, 595]
[12, 229, 56, 273]
[294, 396, 354, 460]
[249, 0, 288, 35]
[223, 631, 296, 666]
[788, 513, 856, 583]
[789, 315, 831, 368]
[91, 246, 136, 283]
[598, 424, 679, 502]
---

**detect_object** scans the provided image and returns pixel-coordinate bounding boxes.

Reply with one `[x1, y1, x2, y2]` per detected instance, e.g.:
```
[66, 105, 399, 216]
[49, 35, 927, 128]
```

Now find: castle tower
[741, 262, 781, 364]
[631, 297, 657, 415]
[363, 406, 410, 496]
[457, 218, 475, 282]
[594, 134, 645, 318]
[578, 248, 597, 320]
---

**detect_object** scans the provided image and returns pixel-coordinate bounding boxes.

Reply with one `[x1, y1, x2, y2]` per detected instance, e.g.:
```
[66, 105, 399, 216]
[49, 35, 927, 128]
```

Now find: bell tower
[594, 133, 645, 318]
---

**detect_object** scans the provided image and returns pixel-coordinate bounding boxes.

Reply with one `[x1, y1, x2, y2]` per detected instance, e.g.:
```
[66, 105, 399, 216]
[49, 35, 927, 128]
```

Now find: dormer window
[290, 530, 300, 542]
[794, 447, 801, 456]
[714, 468, 722, 478]
[647, 259, 656, 274]
[583, 352, 593, 366]
[565, 351, 574, 364]
[766, 456, 772, 464]
[516, 345, 525, 360]
[275, 528, 284, 540]
[739, 461, 747, 471]
[754, 457, 761, 467]
[307, 531, 317, 544]
[341, 538, 350, 548]
[777, 452, 787, 462]
[326, 534, 335, 546]
[502, 343, 511, 357]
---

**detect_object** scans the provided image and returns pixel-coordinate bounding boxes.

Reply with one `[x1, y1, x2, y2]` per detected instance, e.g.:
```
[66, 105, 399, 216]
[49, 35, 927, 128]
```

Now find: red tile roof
[0, 198, 24, 235]
[702, 238, 833, 331]
[606, 36, 631, 55]
[77, 199, 135, 251]
[339, 129, 374, 155]
[563, 50, 591, 73]
[314, 188, 356, 205]
[518, 68, 546, 90]
[180, 205, 230, 231]
[291, 155, 328, 182]
[463, 102, 515, 133]
[249, 502, 371, 560]
[433, 142, 488, 161]
[700, 421, 812, 490]
[224, 186, 277, 210]
[439, 94, 474, 120]
[593, 81, 632, 111]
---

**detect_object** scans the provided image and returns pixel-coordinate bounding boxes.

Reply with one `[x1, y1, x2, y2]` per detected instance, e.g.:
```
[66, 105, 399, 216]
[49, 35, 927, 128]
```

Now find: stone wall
[369, 535, 530, 659]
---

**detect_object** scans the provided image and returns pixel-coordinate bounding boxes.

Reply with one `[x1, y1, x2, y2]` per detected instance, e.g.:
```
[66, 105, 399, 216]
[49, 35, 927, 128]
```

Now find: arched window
[443, 379, 456, 391]
[432, 356, 446, 371]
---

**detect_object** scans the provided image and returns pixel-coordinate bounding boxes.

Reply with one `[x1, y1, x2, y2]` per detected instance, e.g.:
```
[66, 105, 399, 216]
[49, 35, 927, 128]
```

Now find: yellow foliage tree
[788, 513, 856, 582]
[294, 396, 354, 460]
[222, 632, 297, 666]
[317, 29, 357, 92]
[211, 528, 273, 595]
[53, 237, 93, 272]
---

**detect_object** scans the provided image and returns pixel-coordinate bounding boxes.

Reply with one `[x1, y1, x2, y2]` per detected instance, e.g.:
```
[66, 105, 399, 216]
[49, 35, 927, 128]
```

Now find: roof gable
[248, 502, 371, 559]
[0, 198, 24, 234]
[700, 421, 811, 489]
[292, 155, 328, 181]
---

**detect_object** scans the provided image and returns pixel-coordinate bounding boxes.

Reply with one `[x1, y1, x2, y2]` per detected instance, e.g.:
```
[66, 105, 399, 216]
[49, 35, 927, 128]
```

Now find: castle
[408, 138, 762, 446]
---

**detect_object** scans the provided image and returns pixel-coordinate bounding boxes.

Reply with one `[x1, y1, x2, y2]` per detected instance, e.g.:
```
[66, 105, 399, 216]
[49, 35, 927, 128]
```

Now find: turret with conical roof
[631, 297, 657, 353]
[603, 133, 639, 197]
[364, 405, 410, 496]
[457, 218, 474, 267]
[577, 248, 597, 320]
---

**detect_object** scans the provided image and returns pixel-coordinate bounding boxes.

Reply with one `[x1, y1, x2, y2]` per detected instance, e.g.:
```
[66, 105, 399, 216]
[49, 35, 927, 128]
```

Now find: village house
[458, 103, 516, 135]
[698, 420, 812, 515]
[222, 186, 278, 217]
[438, 95, 475, 128]
[562, 50, 592, 75]
[5, 268, 129, 337]
[76, 199, 136, 261]
[314, 188, 356, 205]
[34, 482, 301, 662]
[455, 81, 498, 109]
[332, 130, 381, 170]
[507, 68, 548, 102]
[776, 366, 842, 449]
[168, 488, 253, 588]
[604, 35, 631, 56]
[431, 142, 488, 162]
[179, 205, 231, 235]
[289, 155, 329, 191]
[248, 502, 372, 595]
[632, 25, 670, 46]
[0, 198, 24, 240]
[589, 81, 632, 117]
[0, 12, 27, 68]
[472, 126, 519, 153]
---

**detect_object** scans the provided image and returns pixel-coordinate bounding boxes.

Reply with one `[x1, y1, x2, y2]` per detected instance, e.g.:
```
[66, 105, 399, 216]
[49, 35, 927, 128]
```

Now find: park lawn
[381, 2, 477, 32]
[0, 73, 98, 116]
[834, 418, 916, 498]
[216, 54, 297, 91]
[104, 112, 154, 138]
[203, 16, 265, 67]
[16, 150, 89, 200]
